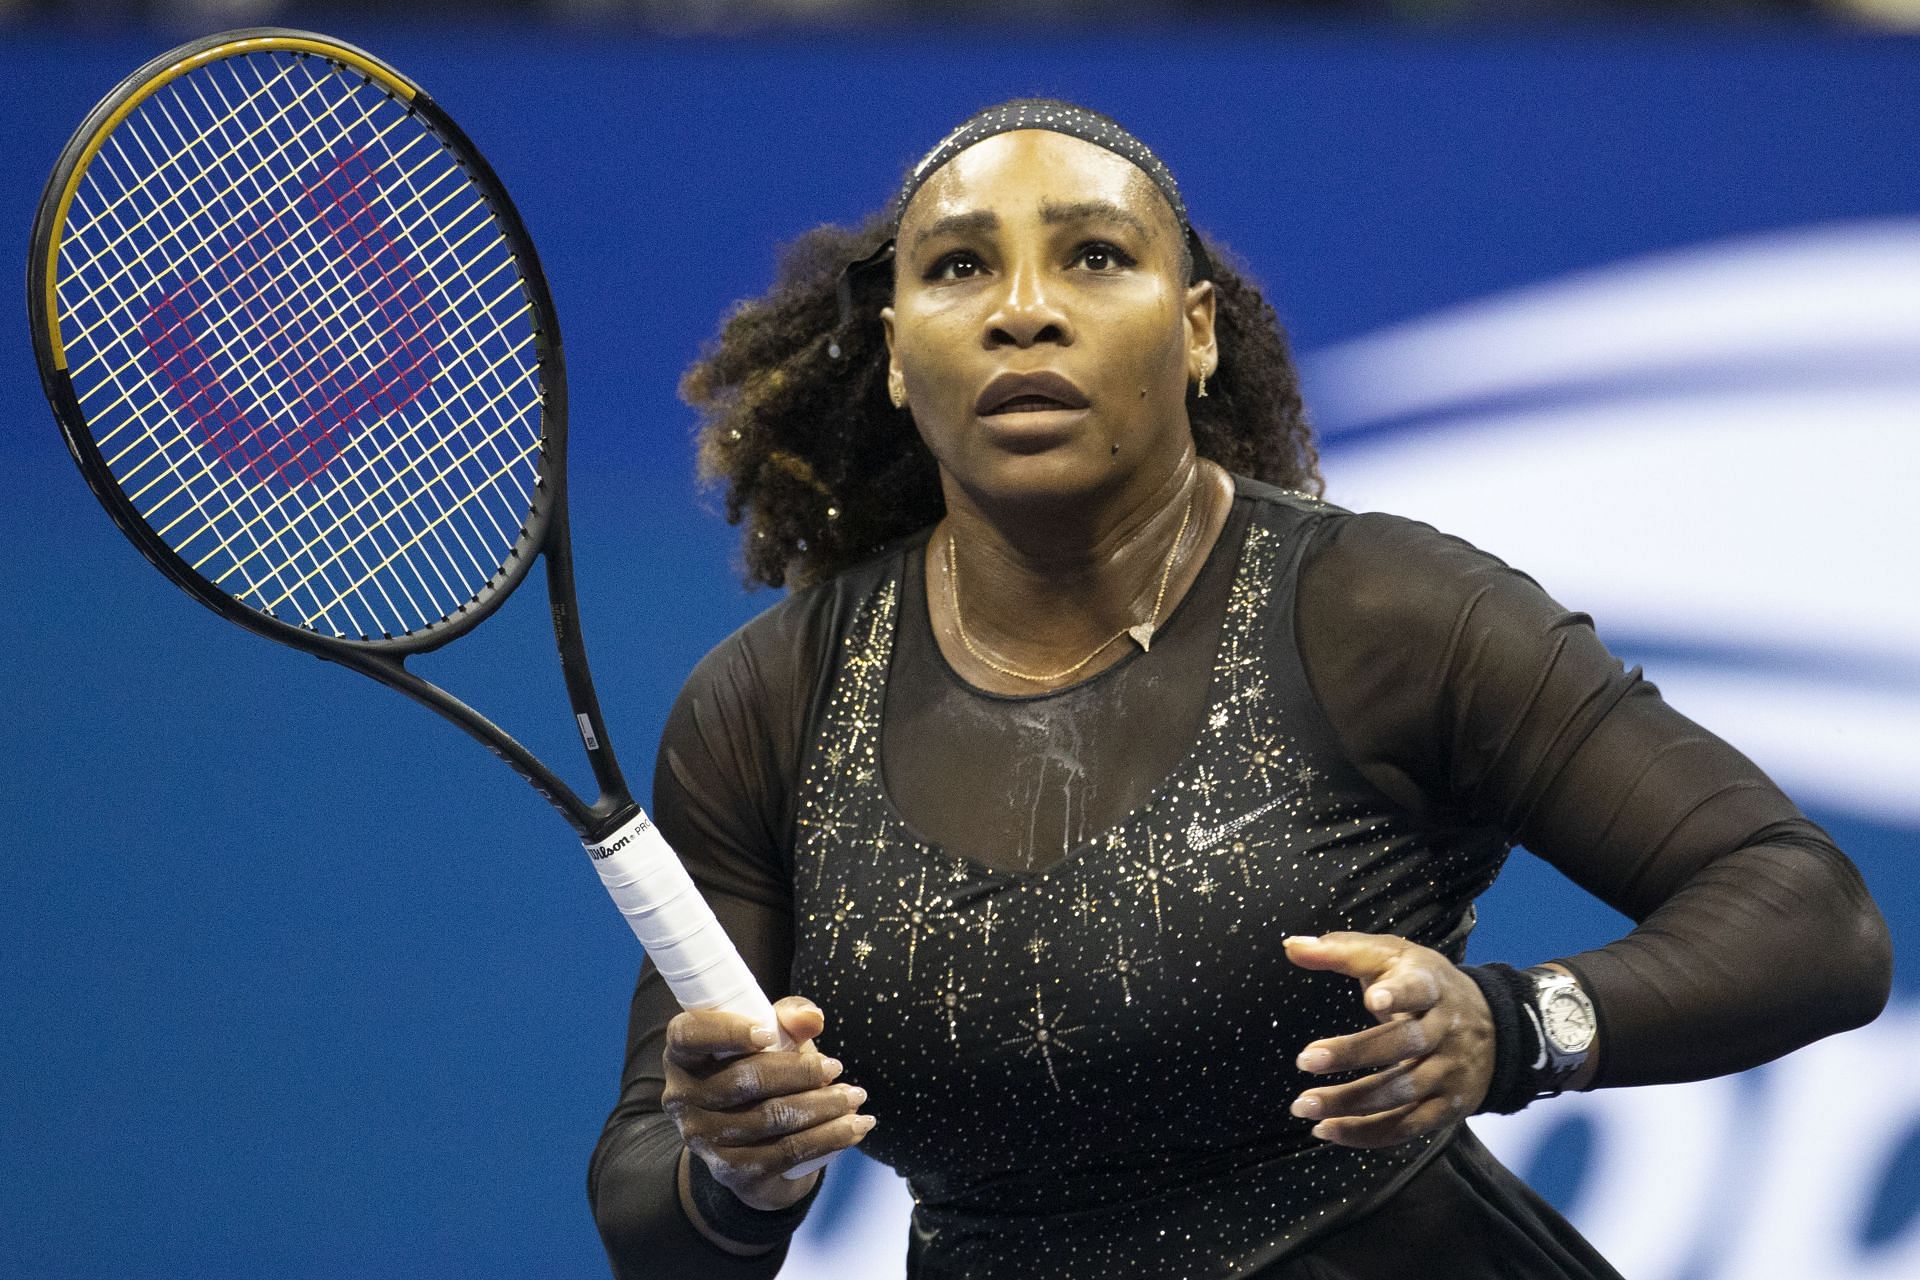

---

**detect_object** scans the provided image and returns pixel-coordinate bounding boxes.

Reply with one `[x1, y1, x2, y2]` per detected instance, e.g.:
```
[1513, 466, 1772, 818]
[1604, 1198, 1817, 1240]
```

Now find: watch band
[1462, 962, 1597, 1114]
[1521, 965, 1596, 1096]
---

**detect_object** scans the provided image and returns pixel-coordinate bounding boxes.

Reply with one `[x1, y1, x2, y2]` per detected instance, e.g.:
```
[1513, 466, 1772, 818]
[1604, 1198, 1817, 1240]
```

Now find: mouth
[976, 370, 1091, 417]
[991, 395, 1078, 414]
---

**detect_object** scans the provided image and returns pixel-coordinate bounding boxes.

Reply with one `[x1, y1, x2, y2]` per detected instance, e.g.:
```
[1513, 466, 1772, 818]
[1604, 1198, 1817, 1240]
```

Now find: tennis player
[588, 100, 1891, 1278]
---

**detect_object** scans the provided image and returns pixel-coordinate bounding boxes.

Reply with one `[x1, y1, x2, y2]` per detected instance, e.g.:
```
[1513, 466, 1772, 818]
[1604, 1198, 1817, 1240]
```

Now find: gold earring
[889, 379, 907, 410]
[1196, 372, 1208, 399]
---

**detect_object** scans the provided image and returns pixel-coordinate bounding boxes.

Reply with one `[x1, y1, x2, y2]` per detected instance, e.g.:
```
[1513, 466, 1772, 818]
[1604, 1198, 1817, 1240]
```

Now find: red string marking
[140, 148, 442, 492]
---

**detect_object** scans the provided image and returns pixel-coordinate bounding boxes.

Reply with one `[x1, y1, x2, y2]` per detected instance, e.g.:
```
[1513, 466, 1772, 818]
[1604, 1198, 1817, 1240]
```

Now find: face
[881, 130, 1215, 513]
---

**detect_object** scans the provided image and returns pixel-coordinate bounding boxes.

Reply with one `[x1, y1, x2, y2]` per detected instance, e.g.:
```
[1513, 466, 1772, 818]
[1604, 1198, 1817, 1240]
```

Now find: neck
[931, 455, 1231, 690]
[943, 450, 1195, 586]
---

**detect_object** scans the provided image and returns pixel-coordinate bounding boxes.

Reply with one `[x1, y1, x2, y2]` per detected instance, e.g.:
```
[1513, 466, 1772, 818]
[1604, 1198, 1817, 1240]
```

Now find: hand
[661, 996, 875, 1211]
[1282, 932, 1493, 1149]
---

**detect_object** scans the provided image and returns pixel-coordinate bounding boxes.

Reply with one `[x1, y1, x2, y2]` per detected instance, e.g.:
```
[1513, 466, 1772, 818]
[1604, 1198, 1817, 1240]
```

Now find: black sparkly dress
[589, 480, 1889, 1279]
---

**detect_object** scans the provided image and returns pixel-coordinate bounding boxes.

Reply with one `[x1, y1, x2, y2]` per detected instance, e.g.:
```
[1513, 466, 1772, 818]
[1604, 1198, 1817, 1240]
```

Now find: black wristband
[1462, 962, 1542, 1116]
[685, 1148, 826, 1248]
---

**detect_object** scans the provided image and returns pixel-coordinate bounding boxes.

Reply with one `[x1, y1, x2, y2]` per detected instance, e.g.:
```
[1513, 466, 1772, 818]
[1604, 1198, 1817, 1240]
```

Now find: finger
[697, 1082, 870, 1147]
[1295, 1013, 1433, 1075]
[1309, 1094, 1464, 1149]
[1293, 1057, 1451, 1122]
[685, 1046, 848, 1111]
[773, 995, 826, 1050]
[700, 1110, 880, 1183]
[664, 1009, 779, 1069]
[1282, 932, 1409, 982]
[1361, 963, 1443, 1018]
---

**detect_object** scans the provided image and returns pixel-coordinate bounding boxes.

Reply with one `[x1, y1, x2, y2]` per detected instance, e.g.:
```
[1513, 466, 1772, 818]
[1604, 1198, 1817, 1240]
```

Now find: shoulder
[654, 535, 920, 859]
[1226, 476, 1543, 617]
[672, 535, 917, 736]
[1290, 505, 1556, 636]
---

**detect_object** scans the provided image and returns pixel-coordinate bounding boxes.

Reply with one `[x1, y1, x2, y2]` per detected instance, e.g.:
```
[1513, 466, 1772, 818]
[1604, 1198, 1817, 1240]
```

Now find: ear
[880, 306, 900, 386]
[1183, 280, 1217, 382]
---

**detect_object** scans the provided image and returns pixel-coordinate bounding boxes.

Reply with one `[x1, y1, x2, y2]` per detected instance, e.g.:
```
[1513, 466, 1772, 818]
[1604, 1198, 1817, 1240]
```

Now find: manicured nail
[1290, 1095, 1320, 1119]
[854, 1115, 878, 1132]
[822, 1057, 844, 1081]
[845, 1086, 868, 1106]
[750, 1026, 777, 1047]
[1312, 1122, 1333, 1140]
[1297, 1048, 1331, 1072]
[1283, 935, 1317, 946]
[1367, 989, 1393, 1012]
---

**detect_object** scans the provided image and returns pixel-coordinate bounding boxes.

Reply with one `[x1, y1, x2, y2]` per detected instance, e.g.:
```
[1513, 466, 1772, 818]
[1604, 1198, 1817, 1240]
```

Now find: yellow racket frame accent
[40, 32, 419, 371]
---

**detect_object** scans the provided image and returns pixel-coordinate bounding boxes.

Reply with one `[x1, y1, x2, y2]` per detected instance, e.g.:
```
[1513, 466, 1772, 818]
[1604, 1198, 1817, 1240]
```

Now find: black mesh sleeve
[1296, 511, 1891, 1089]
[587, 603, 826, 1276]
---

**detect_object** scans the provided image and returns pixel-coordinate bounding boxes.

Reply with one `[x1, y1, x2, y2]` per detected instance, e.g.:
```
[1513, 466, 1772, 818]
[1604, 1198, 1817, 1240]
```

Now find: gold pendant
[1128, 623, 1155, 652]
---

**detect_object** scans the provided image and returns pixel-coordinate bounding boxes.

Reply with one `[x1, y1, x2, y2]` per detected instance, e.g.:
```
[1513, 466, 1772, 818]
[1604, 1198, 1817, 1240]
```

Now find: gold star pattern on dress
[1118, 829, 1195, 934]
[1000, 986, 1089, 1094]
[817, 881, 868, 965]
[977, 896, 1000, 947]
[1191, 762, 1221, 803]
[1233, 729, 1287, 792]
[876, 865, 955, 981]
[1092, 935, 1159, 1006]
[925, 964, 975, 1045]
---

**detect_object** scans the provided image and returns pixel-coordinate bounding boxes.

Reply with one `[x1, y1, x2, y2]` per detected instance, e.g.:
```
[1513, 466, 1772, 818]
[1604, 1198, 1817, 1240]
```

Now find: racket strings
[55, 49, 546, 641]
[69, 83, 423, 634]
[117, 56, 514, 591]
[117, 74, 438, 629]
[160, 61, 510, 609]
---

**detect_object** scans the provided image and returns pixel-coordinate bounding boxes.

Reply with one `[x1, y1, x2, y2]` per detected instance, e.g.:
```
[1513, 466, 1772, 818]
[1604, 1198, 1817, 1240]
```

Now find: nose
[984, 258, 1071, 349]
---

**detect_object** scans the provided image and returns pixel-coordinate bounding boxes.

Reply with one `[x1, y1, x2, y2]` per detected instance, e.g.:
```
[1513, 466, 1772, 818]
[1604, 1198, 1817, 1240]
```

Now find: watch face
[1542, 989, 1596, 1053]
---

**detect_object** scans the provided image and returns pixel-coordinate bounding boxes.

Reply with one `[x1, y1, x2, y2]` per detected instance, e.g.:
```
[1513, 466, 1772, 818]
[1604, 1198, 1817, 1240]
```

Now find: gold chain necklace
[946, 491, 1196, 686]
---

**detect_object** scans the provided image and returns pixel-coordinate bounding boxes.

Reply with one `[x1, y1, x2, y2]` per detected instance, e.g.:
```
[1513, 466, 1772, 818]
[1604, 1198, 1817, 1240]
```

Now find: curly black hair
[682, 211, 1323, 589]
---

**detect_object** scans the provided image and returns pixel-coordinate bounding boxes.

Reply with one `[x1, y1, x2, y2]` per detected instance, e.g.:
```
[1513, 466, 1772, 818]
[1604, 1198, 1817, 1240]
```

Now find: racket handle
[586, 809, 834, 1182]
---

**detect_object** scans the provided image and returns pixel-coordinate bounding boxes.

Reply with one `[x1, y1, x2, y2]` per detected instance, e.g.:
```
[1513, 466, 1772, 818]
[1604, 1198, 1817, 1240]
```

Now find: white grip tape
[588, 810, 772, 1015]
[586, 809, 834, 1182]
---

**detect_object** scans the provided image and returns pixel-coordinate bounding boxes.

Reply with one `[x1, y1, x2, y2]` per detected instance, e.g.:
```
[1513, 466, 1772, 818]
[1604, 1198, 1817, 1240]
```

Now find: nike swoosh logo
[1522, 1005, 1549, 1070]
[1185, 797, 1288, 851]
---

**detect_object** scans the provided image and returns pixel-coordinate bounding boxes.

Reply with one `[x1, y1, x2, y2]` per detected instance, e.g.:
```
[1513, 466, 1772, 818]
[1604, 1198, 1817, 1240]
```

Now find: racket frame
[27, 28, 637, 842]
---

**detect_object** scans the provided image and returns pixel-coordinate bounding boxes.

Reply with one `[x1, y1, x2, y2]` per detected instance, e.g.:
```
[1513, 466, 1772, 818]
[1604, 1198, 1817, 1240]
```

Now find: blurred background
[2, 3, 1915, 1278]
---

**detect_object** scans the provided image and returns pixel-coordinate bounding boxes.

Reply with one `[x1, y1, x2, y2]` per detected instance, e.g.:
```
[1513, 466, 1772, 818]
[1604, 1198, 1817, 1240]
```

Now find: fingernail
[1312, 1122, 1333, 1140]
[1297, 1048, 1331, 1072]
[854, 1115, 878, 1132]
[1283, 935, 1317, 946]
[822, 1057, 844, 1081]
[845, 1086, 868, 1106]
[750, 1026, 777, 1047]
[1368, 989, 1393, 1012]
[1290, 1095, 1320, 1119]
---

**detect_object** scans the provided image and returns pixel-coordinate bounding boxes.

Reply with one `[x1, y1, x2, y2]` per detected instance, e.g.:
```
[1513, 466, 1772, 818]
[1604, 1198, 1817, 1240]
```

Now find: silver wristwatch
[1521, 966, 1596, 1095]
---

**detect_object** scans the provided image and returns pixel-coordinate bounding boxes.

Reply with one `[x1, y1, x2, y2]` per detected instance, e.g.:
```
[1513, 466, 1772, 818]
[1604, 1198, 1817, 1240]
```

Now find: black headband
[830, 98, 1212, 355]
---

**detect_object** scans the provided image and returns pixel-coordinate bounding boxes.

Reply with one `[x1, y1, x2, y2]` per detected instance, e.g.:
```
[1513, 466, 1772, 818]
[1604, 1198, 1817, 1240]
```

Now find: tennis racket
[29, 28, 821, 1174]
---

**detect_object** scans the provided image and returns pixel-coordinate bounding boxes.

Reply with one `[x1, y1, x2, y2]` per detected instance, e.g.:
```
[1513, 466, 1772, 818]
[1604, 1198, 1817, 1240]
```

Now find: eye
[927, 251, 985, 282]
[1073, 241, 1136, 273]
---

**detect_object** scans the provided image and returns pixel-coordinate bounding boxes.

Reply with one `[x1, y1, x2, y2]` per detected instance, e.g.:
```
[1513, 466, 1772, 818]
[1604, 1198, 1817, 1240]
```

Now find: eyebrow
[908, 209, 999, 255]
[906, 199, 1156, 256]
[1039, 199, 1154, 240]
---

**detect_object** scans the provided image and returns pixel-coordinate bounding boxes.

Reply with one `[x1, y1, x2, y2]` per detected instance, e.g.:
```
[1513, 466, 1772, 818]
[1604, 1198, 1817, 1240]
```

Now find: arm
[1289, 512, 1890, 1122]
[588, 620, 826, 1276]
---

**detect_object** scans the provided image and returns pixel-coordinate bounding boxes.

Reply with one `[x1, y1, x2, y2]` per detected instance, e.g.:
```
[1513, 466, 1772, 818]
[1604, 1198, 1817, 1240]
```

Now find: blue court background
[2, 21, 1915, 1279]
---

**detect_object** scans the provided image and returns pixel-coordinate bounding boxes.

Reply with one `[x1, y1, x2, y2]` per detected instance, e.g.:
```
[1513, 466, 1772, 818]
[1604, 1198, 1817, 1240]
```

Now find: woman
[589, 101, 1891, 1278]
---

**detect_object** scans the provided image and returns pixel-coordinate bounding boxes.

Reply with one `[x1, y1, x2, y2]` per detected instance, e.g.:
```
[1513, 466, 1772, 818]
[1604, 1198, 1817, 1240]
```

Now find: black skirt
[1268, 1127, 1624, 1280]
